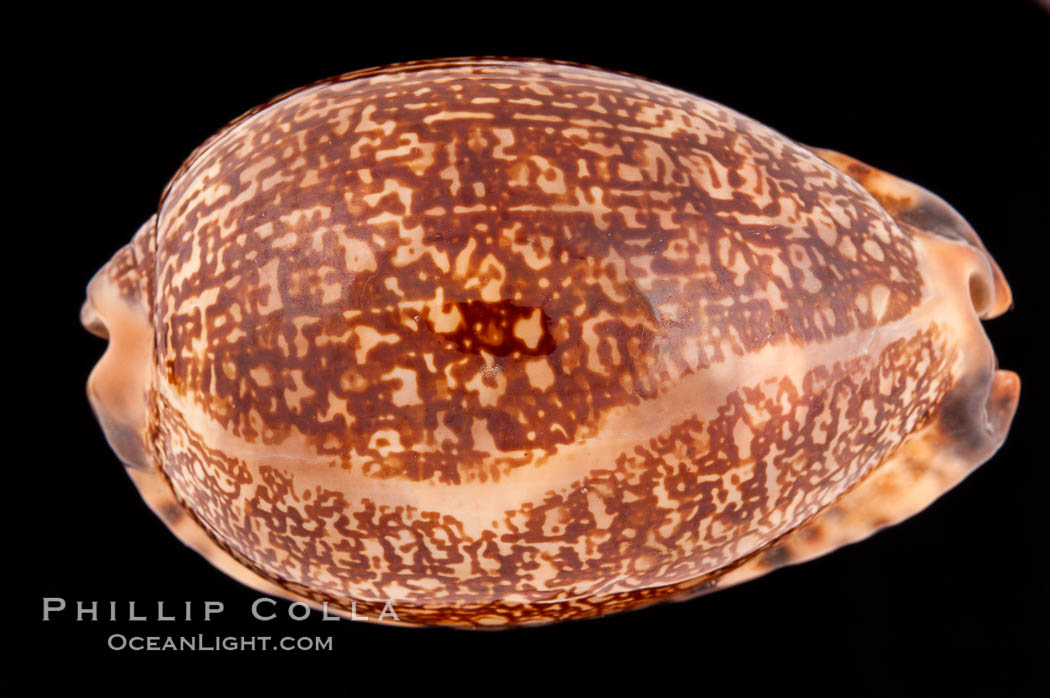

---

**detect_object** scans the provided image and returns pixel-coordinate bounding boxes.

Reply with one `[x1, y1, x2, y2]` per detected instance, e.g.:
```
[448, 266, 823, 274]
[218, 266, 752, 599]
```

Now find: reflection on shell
[83, 58, 1018, 628]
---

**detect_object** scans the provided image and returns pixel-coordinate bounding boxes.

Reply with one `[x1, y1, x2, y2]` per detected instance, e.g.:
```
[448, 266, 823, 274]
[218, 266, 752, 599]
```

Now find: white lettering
[42, 597, 66, 621]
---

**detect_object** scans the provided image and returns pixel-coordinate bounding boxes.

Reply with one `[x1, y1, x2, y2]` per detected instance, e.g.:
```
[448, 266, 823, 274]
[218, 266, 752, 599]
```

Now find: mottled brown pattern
[154, 59, 920, 482]
[85, 216, 156, 335]
[153, 325, 951, 624]
[83, 57, 1018, 628]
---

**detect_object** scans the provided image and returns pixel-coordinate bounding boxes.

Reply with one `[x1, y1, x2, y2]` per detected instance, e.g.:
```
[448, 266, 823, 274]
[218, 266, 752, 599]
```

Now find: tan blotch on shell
[82, 58, 1018, 628]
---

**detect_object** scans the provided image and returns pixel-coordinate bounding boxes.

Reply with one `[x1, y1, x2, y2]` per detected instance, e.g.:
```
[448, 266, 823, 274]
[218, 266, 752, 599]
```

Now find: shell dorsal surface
[83, 58, 1018, 627]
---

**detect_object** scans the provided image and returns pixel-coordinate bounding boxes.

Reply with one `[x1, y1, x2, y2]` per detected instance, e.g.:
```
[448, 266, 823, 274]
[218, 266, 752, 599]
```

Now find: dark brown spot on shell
[434, 301, 556, 357]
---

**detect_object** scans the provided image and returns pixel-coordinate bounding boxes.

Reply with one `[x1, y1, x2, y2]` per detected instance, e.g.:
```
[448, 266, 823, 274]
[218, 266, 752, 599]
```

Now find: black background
[15, 2, 1048, 693]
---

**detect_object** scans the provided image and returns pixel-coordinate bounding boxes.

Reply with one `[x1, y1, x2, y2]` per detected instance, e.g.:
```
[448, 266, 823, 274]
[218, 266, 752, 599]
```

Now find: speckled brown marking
[83, 57, 1018, 627]
[152, 59, 924, 482]
[808, 147, 1012, 318]
[142, 324, 953, 624]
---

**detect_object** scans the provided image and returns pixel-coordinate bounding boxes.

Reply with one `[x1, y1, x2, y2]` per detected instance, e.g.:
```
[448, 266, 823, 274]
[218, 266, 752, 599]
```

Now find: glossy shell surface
[82, 58, 1018, 627]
